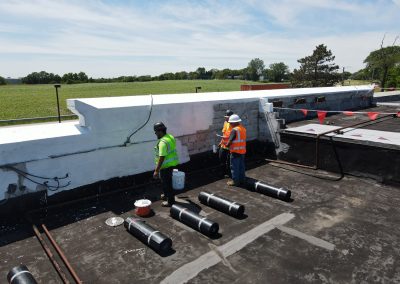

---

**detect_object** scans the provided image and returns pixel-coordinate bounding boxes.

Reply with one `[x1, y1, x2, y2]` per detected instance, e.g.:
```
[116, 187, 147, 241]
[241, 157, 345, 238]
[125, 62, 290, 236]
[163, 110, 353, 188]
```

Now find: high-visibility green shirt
[154, 133, 179, 169]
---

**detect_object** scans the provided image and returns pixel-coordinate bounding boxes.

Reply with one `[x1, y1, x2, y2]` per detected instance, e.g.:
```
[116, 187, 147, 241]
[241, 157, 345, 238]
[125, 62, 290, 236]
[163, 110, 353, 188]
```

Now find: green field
[0, 80, 256, 121]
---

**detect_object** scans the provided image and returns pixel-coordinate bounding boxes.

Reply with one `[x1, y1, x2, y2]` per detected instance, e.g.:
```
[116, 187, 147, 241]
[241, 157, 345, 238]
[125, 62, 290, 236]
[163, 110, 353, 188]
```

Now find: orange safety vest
[230, 125, 246, 154]
[220, 121, 232, 149]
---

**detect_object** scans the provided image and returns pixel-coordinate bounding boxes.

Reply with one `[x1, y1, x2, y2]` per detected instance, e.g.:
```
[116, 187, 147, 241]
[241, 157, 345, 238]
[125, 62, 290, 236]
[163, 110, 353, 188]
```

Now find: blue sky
[0, 0, 399, 78]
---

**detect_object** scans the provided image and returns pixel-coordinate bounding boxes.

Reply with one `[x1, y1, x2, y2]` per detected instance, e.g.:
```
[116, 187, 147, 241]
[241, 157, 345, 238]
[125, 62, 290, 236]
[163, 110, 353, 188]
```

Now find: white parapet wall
[0, 86, 373, 202]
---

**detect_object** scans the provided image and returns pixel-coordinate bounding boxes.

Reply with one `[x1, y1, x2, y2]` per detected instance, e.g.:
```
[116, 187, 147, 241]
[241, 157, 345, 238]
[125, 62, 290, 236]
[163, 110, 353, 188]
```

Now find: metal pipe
[265, 158, 316, 169]
[41, 224, 82, 284]
[31, 224, 70, 284]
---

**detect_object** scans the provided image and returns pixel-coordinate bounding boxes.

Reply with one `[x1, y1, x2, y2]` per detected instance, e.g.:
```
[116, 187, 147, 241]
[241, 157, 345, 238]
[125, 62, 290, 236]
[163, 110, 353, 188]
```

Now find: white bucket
[172, 169, 185, 190]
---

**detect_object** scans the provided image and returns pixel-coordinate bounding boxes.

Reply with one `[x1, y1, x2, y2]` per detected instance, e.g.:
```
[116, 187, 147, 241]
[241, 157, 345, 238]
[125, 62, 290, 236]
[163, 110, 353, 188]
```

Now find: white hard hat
[228, 114, 242, 123]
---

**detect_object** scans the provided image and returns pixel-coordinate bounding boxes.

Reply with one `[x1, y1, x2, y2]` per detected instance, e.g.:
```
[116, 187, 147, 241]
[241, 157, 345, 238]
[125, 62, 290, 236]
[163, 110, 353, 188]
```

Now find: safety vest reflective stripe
[230, 125, 246, 154]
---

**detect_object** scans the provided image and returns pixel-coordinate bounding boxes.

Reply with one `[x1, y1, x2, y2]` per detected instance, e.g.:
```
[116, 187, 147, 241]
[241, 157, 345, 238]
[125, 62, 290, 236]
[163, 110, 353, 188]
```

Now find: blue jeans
[230, 153, 246, 185]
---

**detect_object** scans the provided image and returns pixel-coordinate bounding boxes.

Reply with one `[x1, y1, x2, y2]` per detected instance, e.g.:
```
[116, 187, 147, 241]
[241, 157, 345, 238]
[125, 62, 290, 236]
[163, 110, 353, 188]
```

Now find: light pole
[195, 86, 201, 93]
[54, 84, 61, 123]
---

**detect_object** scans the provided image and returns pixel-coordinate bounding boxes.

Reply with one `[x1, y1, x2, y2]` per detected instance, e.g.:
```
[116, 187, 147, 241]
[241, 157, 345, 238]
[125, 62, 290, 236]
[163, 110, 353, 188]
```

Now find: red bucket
[134, 199, 152, 217]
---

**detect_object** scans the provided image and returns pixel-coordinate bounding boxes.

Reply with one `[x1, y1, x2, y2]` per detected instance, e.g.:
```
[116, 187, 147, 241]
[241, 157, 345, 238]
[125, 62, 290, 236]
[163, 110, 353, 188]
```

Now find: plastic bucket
[134, 199, 152, 217]
[172, 170, 185, 190]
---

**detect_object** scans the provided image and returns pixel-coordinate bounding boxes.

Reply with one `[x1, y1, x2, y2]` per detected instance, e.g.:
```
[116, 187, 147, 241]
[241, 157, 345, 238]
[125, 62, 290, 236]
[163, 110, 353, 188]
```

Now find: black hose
[124, 94, 153, 146]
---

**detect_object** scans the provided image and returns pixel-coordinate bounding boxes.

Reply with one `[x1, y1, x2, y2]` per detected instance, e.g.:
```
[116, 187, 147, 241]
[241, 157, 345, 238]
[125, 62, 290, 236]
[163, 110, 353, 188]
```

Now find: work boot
[160, 194, 167, 201]
[226, 180, 235, 186]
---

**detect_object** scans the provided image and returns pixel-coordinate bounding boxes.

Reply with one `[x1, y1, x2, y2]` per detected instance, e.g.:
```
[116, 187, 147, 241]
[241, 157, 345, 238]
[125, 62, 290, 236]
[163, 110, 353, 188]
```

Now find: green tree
[386, 65, 400, 88]
[21, 71, 61, 84]
[266, 62, 290, 82]
[0, 76, 6, 85]
[174, 71, 188, 80]
[78, 72, 89, 83]
[291, 44, 340, 87]
[246, 58, 265, 81]
[196, 67, 206, 79]
[364, 45, 400, 90]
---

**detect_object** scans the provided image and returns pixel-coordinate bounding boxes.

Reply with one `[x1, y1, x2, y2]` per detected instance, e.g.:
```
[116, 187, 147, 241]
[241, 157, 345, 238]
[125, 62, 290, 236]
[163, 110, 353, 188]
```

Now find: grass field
[342, 79, 371, 86]
[0, 79, 373, 122]
[0, 80, 256, 121]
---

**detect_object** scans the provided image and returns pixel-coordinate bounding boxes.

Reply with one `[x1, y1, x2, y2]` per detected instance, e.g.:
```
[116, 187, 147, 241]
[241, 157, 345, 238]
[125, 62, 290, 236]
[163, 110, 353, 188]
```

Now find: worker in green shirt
[153, 122, 179, 207]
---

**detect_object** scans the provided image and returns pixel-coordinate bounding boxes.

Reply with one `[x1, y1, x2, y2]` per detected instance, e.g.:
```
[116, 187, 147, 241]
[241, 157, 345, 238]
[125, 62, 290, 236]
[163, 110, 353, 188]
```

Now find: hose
[123, 94, 153, 146]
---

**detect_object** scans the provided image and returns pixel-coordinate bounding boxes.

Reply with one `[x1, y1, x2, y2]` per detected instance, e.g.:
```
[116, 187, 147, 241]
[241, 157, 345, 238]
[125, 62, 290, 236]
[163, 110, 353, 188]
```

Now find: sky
[0, 0, 399, 78]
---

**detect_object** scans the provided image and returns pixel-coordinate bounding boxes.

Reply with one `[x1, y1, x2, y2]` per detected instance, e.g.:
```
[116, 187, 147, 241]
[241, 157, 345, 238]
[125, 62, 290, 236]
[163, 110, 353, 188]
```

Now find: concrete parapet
[0, 86, 373, 202]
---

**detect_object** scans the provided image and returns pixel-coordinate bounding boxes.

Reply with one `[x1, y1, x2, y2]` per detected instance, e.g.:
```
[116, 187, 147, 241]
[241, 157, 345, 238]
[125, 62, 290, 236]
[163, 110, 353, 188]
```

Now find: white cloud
[0, 0, 399, 77]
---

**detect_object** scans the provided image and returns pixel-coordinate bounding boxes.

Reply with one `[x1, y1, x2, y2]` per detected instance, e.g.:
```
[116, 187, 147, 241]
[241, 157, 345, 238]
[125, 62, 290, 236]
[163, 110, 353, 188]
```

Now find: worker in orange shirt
[218, 110, 233, 178]
[225, 114, 246, 186]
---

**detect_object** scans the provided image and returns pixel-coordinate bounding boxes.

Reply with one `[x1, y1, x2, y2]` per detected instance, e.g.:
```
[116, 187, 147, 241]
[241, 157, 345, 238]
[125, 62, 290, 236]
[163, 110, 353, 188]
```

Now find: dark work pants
[160, 167, 175, 205]
[218, 147, 231, 176]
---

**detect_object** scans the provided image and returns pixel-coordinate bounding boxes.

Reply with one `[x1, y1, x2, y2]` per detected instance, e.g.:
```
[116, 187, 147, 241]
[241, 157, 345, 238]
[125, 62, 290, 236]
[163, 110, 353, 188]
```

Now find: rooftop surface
[1, 159, 399, 283]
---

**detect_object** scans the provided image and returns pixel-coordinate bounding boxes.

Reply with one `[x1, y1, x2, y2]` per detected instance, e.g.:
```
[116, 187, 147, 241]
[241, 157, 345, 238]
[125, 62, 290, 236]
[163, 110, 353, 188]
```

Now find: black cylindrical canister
[7, 265, 38, 284]
[124, 217, 172, 253]
[198, 191, 245, 218]
[170, 204, 219, 236]
[245, 178, 291, 200]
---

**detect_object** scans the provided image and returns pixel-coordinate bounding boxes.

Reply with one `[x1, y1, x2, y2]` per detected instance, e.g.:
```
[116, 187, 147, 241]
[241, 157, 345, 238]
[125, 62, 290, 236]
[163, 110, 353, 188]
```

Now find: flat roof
[1, 161, 399, 283]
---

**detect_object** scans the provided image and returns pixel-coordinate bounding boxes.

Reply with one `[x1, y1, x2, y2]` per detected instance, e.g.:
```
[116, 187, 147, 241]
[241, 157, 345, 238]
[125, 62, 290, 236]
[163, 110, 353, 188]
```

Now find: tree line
[15, 62, 291, 85]
[1, 43, 399, 89]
